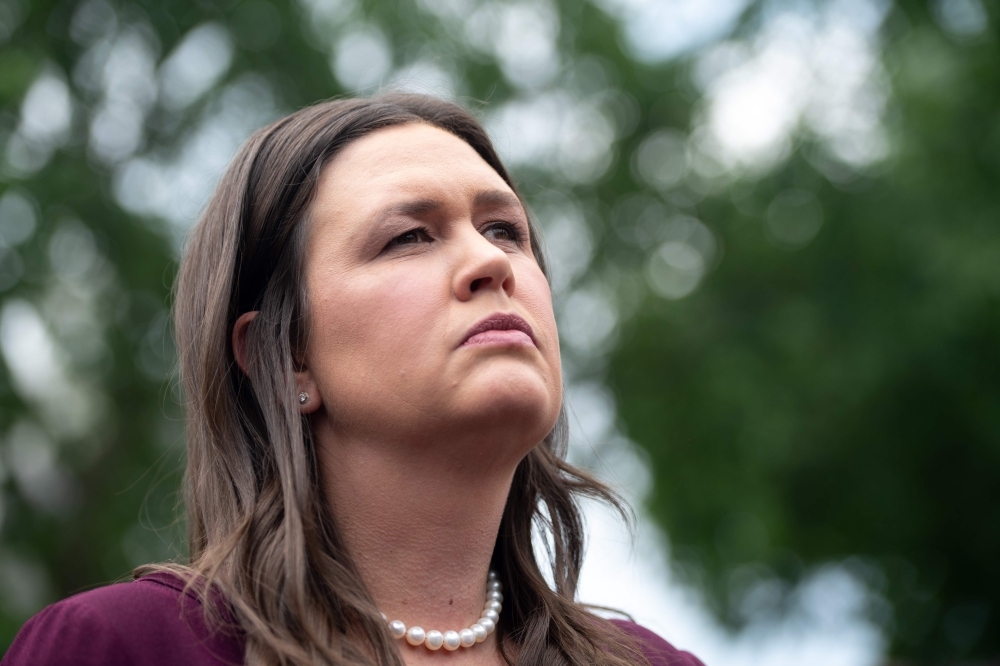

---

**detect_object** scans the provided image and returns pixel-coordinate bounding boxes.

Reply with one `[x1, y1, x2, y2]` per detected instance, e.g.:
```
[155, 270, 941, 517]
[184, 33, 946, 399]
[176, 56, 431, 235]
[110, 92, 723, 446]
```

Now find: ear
[232, 311, 258, 375]
[232, 311, 322, 415]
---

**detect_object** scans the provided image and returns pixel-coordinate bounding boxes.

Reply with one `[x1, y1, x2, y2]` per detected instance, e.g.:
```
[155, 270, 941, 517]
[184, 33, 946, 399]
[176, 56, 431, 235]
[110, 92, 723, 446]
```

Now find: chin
[456, 365, 562, 447]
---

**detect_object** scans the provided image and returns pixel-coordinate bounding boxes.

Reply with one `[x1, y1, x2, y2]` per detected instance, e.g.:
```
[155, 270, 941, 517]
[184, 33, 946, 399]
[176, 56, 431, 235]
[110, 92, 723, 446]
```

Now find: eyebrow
[371, 189, 525, 226]
[472, 189, 523, 210]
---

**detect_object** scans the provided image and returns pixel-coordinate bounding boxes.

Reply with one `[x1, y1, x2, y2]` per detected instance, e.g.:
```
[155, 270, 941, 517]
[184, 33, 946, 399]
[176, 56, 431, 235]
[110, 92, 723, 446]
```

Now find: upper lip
[461, 312, 536, 346]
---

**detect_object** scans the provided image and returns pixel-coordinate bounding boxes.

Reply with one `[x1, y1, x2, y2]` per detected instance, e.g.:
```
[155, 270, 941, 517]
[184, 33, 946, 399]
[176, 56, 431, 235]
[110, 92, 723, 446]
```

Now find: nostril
[470, 277, 487, 292]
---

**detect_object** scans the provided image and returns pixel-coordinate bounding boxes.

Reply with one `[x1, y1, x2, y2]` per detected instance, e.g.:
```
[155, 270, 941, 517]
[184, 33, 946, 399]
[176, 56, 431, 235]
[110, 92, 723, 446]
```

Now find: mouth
[460, 312, 537, 348]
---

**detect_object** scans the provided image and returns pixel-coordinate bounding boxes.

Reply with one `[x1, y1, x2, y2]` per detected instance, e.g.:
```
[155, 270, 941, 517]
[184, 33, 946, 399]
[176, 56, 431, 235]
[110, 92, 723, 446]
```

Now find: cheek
[514, 261, 561, 378]
[307, 264, 447, 397]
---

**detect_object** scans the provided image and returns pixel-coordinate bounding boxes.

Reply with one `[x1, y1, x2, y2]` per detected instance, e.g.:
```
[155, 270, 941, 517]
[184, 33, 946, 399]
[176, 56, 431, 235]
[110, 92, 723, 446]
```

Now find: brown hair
[160, 93, 645, 666]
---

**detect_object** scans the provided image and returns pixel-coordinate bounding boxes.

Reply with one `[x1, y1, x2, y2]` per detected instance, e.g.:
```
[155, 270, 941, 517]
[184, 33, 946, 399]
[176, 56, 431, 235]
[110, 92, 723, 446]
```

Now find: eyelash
[387, 227, 432, 247]
[483, 221, 522, 244]
[383, 221, 524, 252]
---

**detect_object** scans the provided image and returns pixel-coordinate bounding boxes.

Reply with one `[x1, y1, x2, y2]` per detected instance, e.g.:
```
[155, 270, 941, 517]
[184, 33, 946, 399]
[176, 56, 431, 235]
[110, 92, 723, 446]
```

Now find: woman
[2, 94, 704, 666]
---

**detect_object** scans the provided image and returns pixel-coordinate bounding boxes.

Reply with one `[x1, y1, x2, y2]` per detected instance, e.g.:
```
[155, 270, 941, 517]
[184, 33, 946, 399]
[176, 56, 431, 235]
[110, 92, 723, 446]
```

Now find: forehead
[312, 123, 513, 219]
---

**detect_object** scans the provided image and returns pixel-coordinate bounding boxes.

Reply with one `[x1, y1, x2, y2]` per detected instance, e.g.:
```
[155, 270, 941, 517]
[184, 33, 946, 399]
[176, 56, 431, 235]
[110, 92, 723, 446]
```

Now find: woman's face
[301, 123, 562, 459]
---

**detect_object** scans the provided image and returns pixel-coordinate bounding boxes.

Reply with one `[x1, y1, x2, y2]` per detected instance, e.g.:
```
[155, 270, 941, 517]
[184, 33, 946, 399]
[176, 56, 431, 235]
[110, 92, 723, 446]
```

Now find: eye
[387, 227, 432, 248]
[483, 222, 522, 244]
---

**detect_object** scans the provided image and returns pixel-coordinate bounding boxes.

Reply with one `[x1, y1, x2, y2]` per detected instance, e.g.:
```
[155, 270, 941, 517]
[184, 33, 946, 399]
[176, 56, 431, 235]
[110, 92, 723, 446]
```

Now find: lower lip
[462, 330, 535, 347]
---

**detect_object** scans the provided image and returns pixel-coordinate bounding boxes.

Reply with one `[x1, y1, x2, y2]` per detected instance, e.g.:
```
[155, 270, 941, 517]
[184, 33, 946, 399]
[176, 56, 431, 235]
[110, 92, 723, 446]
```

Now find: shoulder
[1, 572, 244, 666]
[610, 619, 707, 666]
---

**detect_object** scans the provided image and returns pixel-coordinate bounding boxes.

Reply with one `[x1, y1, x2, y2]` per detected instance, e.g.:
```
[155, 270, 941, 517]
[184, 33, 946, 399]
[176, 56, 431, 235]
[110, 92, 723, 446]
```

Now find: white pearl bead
[380, 573, 503, 651]
[425, 630, 444, 650]
[443, 630, 461, 651]
[405, 626, 426, 646]
[388, 620, 406, 639]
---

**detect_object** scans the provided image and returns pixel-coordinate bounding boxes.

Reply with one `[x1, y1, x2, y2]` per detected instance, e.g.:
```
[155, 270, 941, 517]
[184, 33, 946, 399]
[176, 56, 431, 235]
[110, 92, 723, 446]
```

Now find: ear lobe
[232, 311, 259, 375]
[295, 369, 322, 414]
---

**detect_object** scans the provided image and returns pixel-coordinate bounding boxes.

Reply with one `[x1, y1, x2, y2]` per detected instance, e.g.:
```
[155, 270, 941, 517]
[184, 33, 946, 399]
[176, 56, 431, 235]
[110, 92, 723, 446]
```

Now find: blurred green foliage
[611, 6, 1000, 660]
[0, 0, 996, 662]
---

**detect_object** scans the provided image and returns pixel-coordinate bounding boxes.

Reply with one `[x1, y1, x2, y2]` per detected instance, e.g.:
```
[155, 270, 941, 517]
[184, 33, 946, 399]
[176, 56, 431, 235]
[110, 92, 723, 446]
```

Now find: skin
[234, 123, 562, 665]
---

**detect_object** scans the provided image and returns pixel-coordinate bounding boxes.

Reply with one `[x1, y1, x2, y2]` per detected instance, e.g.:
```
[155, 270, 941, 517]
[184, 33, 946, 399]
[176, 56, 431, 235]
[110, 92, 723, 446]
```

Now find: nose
[452, 228, 516, 301]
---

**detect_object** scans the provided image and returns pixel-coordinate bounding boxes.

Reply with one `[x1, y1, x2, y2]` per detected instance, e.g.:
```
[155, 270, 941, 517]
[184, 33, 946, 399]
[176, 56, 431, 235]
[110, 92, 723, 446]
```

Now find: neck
[317, 424, 519, 650]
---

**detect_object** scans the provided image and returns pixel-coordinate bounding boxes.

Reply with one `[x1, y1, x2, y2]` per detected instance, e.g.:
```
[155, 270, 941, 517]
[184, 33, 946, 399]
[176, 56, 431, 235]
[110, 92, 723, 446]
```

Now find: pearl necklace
[381, 571, 503, 651]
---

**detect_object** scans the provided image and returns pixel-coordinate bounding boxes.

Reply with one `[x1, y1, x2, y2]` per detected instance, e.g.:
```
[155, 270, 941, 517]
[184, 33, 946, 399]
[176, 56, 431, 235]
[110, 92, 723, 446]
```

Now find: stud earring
[298, 392, 309, 405]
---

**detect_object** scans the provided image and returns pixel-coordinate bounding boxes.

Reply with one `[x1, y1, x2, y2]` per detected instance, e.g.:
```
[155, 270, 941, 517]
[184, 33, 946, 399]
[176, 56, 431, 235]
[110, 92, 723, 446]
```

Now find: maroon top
[2, 573, 705, 665]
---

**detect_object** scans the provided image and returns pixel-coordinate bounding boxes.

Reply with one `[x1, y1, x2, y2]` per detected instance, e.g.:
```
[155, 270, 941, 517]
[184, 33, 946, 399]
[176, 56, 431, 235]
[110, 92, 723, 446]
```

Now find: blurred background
[0, 0, 997, 662]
